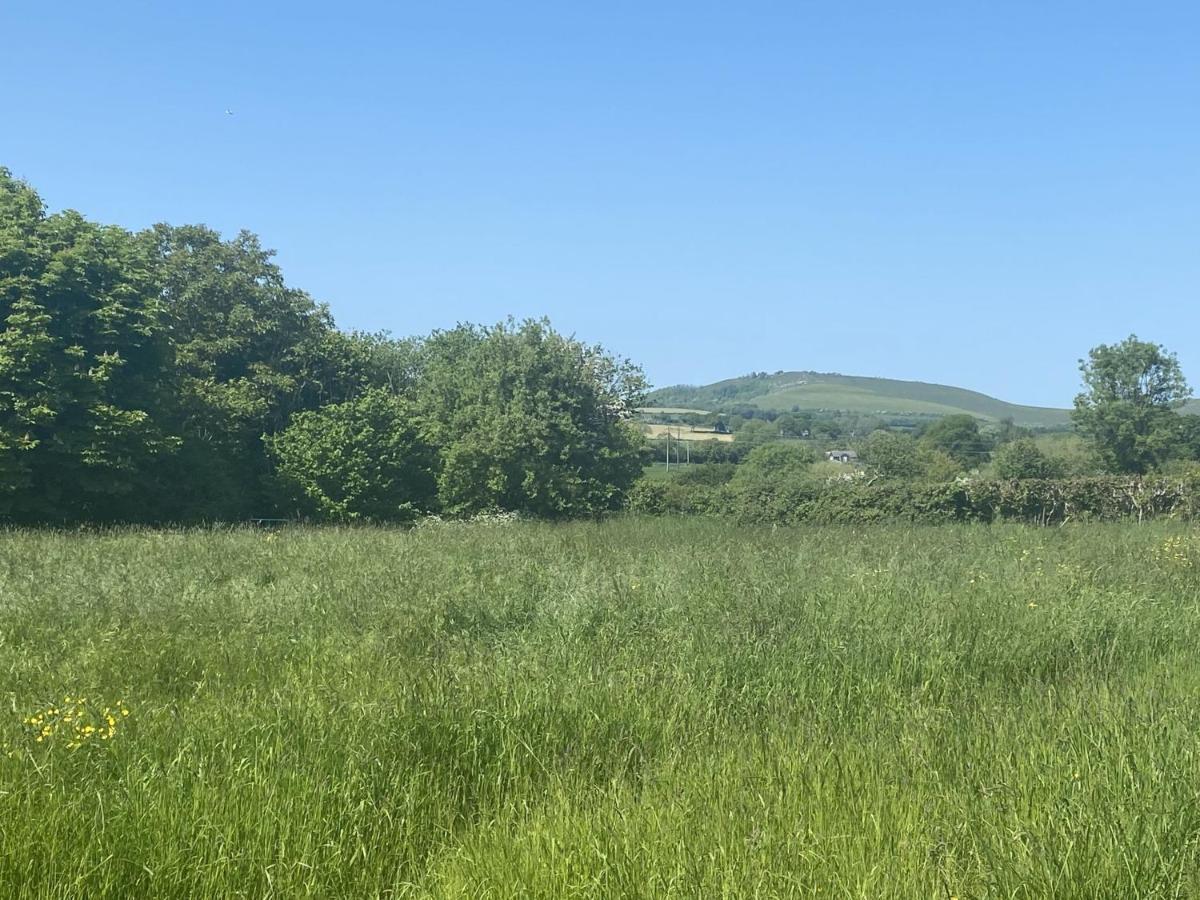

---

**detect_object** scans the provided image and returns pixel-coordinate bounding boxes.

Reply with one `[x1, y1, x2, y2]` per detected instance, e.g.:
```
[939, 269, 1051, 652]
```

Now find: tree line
[0, 169, 646, 524]
[856, 337, 1200, 480]
[5, 166, 1195, 525]
[663, 336, 1199, 484]
[633, 341, 1200, 525]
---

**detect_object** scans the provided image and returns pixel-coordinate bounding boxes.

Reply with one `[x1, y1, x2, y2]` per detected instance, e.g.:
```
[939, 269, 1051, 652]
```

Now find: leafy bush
[267, 390, 438, 522]
[859, 432, 924, 479]
[631, 473, 1200, 526]
[992, 438, 1061, 479]
[674, 463, 737, 486]
[731, 442, 817, 484]
[627, 479, 722, 516]
[918, 414, 991, 467]
[417, 319, 646, 518]
[860, 431, 964, 480]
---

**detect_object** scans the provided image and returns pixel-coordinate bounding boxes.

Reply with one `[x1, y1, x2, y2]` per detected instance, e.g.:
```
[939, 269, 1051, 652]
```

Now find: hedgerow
[627, 474, 1200, 525]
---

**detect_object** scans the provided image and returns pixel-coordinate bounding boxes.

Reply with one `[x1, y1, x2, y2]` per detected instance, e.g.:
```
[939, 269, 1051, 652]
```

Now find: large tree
[1072, 335, 1191, 473]
[0, 169, 178, 522]
[860, 429, 962, 481]
[416, 319, 646, 517]
[2, 168, 664, 524]
[919, 414, 990, 468]
[147, 223, 368, 518]
[860, 431, 923, 479]
[992, 437, 1060, 480]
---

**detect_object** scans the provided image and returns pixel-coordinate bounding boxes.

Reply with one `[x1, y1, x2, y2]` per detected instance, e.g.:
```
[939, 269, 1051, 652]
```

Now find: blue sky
[4, 1, 1198, 407]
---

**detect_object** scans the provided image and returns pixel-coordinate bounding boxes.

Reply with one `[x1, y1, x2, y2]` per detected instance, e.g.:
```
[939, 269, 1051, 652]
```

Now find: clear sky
[4, 1, 1198, 407]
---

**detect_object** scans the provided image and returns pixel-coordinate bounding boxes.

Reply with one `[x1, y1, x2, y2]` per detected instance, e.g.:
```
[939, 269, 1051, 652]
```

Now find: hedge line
[627, 475, 1200, 525]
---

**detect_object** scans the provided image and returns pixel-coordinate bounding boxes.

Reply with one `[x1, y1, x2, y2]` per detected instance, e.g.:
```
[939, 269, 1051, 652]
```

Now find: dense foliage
[416, 320, 646, 518]
[0, 175, 177, 522]
[1072, 335, 1191, 473]
[918, 413, 991, 466]
[631, 472, 1200, 525]
[730, 441, 816, 484]
[858, 430, 961, 480]
[7, 167, 1200, 525]
[0, 170, 645, 523]
[267, 390, 437, 522]
[993, 436, 1062, 479]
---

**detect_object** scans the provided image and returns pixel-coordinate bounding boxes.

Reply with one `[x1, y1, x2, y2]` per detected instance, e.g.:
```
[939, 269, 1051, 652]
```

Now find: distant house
[826, 449, 859, 464]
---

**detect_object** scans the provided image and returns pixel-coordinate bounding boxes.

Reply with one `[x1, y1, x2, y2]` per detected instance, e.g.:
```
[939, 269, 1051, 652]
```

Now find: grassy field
[640, 461, 678, 481]
[637, 406, 714, 416]
[650, 371, 1073, 427]
[2, 520, 1200, 897]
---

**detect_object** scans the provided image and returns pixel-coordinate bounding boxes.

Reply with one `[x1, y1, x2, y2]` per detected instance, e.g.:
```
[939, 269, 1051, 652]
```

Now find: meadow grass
[1, 519, 1199, 897]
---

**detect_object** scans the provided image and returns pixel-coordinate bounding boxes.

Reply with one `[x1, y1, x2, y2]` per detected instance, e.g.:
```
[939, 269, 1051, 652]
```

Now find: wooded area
[0, 169, 646, 524]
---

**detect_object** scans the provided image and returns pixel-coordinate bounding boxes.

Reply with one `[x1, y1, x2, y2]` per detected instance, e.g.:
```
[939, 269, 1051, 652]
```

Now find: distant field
[3, 521, 1200, 896]
[637, 406, 712, 415]
[641, 423, 734, 442]
[640, 462, 681, 481]
[762, 383, 980, 418]
[650, 371, 1074, 427]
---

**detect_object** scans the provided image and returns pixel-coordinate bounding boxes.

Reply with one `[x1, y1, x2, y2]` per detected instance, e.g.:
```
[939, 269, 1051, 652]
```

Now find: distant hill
[648, 371, 1074, 428]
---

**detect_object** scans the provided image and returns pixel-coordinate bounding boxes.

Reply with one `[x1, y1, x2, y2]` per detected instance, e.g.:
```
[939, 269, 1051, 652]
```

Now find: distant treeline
[5, 166, 1198, 526]
[632, 336, 1200, 525]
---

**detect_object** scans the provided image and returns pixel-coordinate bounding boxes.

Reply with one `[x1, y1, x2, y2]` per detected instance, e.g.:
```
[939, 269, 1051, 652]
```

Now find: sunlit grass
[1, 519, 1199, 897]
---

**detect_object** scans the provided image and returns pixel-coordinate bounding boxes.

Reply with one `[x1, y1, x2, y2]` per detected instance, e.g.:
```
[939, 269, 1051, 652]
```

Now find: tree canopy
[1072, 335, 1191, 473]
[731, 442, 817, 484]
[267, 389, 437, 522]
[8, 166, 1200, 522]
[992, 438, 1060, 480]
[0, 174, 178, 522]
[416, 319, 647, 517]
[0, 170, 647, 523]
[860, 431, 924, 479]
[919, 414, 990, 468]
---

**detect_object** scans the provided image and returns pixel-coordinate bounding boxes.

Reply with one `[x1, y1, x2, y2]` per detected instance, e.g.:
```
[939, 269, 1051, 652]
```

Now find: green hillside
[650, 371, 1074, 428]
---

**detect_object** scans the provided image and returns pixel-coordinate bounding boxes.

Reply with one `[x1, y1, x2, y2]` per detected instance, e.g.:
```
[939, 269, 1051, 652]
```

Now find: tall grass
[2, 519, 1199, 897]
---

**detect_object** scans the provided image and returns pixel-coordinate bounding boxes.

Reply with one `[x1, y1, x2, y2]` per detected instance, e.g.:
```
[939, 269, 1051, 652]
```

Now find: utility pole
[665, 427, 669, 473]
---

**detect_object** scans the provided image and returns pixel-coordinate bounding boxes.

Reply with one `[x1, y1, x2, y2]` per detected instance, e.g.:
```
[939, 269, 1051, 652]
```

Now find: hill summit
[648, 371, 1073, 428]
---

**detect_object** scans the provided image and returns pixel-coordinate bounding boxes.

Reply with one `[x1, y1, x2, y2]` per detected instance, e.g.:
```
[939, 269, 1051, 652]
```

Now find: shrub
[635, 474, 1200, 526]
[417, 319, 646, 518]
[860, 432, 924, 479]
[627, 478, 722, 515]
[267, 390, 438, 522]
[919, 414, 991, 467]
[674, 463, 737, 486]
[732, 442, 817, 484]
[993, 438, 1061, 480]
